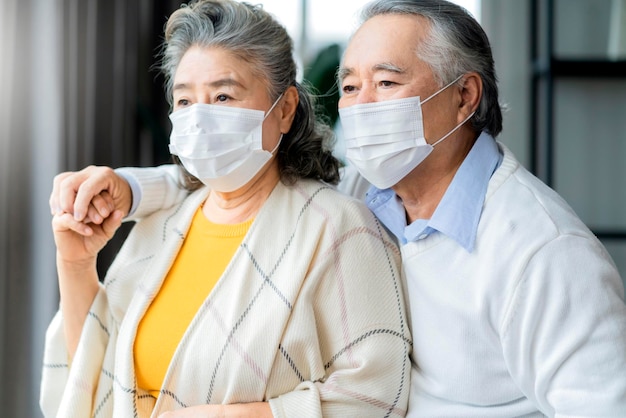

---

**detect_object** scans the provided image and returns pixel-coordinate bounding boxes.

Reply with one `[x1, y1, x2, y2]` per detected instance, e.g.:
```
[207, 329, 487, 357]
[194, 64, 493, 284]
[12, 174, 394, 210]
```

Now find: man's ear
[458, 72, 482, 122]
[279, 85, 299, 134]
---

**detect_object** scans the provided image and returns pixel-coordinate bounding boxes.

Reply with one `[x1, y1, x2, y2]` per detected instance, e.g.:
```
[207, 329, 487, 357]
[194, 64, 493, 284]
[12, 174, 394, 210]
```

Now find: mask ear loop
[431, 110, 476, 147]
[269, 134, 284, 155]
[262, 93, 286, 154]
[420, 74, 474, 147]
[263, 93, 285, 120]
[421, 74, 464, 105]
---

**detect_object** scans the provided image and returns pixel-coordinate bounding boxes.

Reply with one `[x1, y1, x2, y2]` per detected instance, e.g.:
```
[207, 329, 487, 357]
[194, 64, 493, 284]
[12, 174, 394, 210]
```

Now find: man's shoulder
[338, 164, 371, 201]
[486, 150, 595, 244]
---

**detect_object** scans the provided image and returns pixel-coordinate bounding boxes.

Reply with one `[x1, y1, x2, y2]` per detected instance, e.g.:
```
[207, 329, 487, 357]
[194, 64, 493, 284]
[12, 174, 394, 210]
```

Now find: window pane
[555, 0, 626, 60]
[553, 79, 626, 230]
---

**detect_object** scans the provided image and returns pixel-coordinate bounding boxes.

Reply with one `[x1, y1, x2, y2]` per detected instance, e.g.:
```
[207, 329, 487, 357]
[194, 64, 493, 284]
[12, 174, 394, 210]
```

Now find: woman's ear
[458, 72, 482, 122]
[279, 85, 299, 134]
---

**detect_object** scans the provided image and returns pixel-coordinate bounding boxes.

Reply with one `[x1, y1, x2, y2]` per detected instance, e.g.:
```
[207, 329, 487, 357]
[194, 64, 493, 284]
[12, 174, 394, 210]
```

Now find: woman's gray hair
[359, 0, 503, 137]
[159, 0, 340, 190]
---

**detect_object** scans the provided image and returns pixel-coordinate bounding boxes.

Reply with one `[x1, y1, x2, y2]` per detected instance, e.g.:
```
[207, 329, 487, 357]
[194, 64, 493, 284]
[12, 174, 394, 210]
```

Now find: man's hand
[49, 166, 133, 227]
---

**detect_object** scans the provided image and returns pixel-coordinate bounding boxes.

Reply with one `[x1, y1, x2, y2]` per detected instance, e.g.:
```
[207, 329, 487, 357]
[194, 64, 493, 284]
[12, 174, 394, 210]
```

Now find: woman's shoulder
[283, 179, 377, 224]
[293, 178, 365, 202]
[124, 188, 206, 243]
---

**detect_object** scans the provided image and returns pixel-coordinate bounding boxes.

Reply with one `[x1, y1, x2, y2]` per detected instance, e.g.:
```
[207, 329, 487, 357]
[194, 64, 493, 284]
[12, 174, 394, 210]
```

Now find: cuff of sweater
[115, 168, 141, 217]
[115, 166, 177, 220]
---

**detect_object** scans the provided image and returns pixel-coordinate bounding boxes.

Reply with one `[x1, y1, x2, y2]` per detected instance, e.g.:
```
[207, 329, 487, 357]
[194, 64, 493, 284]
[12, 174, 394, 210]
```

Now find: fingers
[54, 167, 99, 220]
[101, 210, 124, 239]
[84, 191, 115, 225]
[52, 209, 124, 263]
[52, 210, 123, 248]
[52, 212, 93, 236]
[50, 171, 74, 215]
[73, 167, 119, 221]
[50, 166, 124, 223]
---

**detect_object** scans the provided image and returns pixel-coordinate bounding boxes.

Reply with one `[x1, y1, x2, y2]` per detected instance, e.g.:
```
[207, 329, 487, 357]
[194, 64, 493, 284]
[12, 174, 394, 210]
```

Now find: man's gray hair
[360, 0, 503, 136]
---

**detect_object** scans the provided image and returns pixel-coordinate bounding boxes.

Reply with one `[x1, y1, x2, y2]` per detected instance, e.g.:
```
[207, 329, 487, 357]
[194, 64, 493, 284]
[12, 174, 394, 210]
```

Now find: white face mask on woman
[339, 76, 474, 189]
[168, 95, 283, 192]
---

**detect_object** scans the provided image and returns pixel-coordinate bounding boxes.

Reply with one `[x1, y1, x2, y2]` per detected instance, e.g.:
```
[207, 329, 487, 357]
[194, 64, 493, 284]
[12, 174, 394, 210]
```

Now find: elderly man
[51, 0, 626, 416]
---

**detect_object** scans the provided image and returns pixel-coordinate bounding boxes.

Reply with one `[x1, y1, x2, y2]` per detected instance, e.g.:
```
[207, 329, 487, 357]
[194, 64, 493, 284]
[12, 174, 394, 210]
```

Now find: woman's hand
[158, 402, 272, 418]
[52, 209, 124, 265]
[53, 208, 124, 360]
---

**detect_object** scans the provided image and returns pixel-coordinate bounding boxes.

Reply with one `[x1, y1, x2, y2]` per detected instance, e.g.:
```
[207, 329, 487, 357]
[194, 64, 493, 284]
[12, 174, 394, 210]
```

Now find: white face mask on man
[168, 95, 283, 192]
[339, 75, 474, 189]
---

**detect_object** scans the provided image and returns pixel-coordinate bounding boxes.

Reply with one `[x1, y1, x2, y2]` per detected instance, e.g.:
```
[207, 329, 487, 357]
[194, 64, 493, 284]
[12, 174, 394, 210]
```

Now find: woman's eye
[342, 85, 356, 94]
[177, 98, 190, 107]
[216, 94, 229, 102]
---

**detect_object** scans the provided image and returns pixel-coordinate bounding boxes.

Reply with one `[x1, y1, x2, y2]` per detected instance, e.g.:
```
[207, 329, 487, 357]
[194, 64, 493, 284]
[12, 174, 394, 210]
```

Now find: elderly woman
[40, 1, 411, 417]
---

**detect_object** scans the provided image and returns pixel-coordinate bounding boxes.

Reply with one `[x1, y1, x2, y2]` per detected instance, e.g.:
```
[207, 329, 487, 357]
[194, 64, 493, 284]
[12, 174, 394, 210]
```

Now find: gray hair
[359, 0, 503, 137]
[159, 0, 340, 190]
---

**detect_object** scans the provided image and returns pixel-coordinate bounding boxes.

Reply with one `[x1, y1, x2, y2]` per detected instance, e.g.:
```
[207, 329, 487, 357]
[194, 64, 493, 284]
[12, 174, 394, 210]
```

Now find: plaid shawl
[41, 179, 411, 418]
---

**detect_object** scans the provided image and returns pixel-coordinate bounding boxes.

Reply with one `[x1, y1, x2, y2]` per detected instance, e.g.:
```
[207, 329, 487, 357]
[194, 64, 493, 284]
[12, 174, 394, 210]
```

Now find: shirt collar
[365, 132, 502, 251]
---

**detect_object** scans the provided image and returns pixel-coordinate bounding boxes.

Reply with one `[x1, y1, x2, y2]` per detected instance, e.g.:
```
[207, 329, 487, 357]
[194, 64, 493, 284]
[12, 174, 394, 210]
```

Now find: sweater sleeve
[501, 233, 626, 416]
[268, 201, 412, 418]
[40, 286, 117, 418]
[115, 164, 188, 221]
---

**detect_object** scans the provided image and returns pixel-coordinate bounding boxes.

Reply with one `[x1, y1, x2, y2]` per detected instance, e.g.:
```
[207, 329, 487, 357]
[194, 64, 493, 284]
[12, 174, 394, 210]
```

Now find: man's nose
[355, 85, 377, 105]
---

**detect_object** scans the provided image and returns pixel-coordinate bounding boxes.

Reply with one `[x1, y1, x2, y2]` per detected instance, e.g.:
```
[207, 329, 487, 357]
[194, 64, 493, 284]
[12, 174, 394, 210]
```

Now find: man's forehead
[352, 12, 429, 39]
[343, 15, 425, 57]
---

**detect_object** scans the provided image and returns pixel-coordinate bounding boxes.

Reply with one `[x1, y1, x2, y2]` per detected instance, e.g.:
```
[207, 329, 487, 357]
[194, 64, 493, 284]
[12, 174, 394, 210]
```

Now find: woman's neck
[201, 165, 280, 224]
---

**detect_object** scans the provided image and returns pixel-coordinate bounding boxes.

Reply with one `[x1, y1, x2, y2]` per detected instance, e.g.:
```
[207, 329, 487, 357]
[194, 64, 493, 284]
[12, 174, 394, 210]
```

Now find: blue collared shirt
[365, 132, 502, 252]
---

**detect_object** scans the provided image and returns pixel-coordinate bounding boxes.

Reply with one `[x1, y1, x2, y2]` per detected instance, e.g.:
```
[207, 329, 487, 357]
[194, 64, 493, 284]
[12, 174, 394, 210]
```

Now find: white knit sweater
[41, 179, 412, 418]
[404, 144, 626, 417]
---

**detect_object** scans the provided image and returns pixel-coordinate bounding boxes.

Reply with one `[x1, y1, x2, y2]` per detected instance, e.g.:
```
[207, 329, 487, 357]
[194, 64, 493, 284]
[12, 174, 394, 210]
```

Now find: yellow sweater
[134, 207, 252, 398]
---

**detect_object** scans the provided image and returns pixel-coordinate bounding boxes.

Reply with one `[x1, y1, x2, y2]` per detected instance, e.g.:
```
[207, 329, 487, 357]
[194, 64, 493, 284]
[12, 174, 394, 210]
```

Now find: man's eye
[380, 80, 395, 87]
[216, 94, 229, 102]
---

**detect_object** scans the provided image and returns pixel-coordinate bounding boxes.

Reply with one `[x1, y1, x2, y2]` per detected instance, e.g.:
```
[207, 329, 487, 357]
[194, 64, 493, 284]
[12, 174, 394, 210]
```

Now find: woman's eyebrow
[172, 77, 245, 92]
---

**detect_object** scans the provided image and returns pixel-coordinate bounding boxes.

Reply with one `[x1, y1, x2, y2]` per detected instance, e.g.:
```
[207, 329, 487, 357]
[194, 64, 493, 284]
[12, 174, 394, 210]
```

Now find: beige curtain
[0, 0, 177, 415]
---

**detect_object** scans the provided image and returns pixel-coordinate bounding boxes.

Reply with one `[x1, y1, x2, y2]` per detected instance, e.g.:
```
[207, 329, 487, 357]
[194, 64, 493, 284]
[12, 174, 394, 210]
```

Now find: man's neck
[393, 133, 477, 223]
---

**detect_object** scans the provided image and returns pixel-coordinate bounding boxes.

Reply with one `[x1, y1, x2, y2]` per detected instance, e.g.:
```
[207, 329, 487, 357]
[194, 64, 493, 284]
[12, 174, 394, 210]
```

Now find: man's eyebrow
[172, 78, 244, 92]
[336, 63, 406, 83]
[336, 67, 353, 83]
